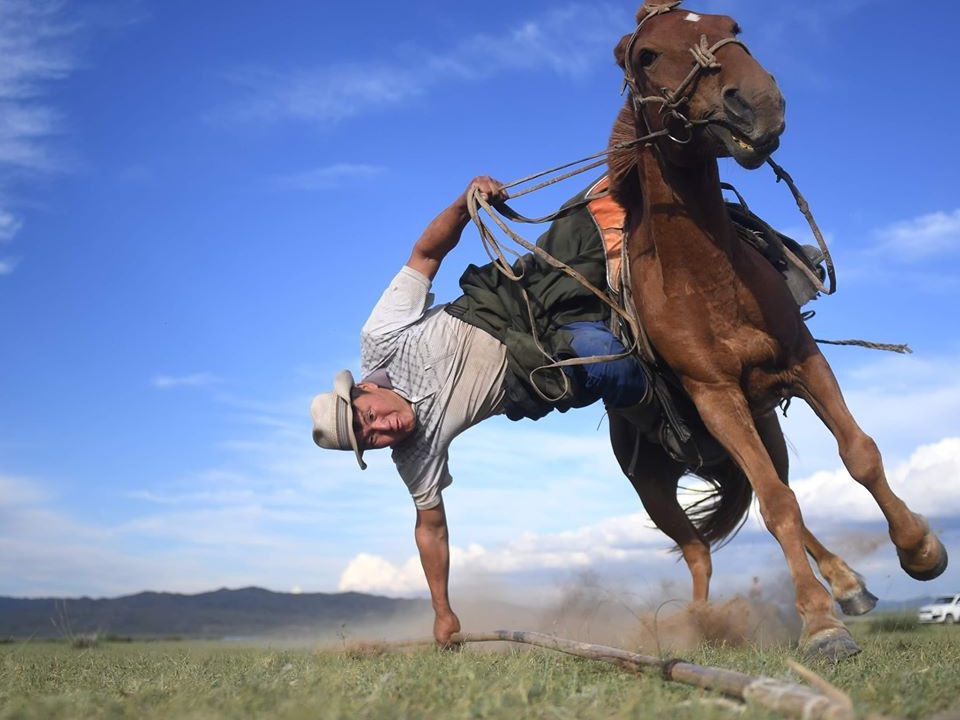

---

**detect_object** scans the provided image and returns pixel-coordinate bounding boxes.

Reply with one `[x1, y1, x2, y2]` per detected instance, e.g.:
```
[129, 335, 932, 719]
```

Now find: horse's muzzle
[707, 122, 782, 169]
[721, 85, 785, 138]
[708, 86, 785, 169]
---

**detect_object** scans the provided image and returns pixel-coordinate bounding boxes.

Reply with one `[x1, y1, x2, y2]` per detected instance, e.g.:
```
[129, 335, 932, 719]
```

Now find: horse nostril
[722, 86, 755, 130]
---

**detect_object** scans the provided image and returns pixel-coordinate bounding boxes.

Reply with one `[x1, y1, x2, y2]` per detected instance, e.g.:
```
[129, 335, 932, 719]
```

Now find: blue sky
[1, 0, 959, 613]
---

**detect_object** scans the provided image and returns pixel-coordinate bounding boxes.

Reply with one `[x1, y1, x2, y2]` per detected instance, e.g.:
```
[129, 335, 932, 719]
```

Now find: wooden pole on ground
[442, 630, 864, 720]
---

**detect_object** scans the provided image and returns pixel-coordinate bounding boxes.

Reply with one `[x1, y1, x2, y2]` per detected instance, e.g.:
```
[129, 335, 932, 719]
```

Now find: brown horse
[606, 1, 947, 661]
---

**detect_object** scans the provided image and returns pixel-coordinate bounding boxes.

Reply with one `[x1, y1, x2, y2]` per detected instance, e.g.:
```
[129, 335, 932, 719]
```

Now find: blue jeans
[563, 321, 647, 408]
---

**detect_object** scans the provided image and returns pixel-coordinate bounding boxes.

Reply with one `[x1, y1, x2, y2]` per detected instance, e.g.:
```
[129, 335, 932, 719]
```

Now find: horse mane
[607, 102, 643, 214]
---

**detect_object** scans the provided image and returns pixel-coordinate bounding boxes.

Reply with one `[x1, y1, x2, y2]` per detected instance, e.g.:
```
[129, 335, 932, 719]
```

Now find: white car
[917, 594, 960, 624]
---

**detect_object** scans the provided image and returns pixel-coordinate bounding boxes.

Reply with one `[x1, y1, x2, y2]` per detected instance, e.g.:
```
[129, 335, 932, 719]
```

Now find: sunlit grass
[0, 625, 957, 719]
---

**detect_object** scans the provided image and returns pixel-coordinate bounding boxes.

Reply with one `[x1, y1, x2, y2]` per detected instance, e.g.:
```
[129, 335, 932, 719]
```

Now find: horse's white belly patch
[685, 13, 702, 22]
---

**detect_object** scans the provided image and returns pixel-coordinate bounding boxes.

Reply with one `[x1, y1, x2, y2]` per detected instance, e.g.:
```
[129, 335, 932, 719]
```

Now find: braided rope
[814, 338, 912, 354]
[689, 34, 721, 69]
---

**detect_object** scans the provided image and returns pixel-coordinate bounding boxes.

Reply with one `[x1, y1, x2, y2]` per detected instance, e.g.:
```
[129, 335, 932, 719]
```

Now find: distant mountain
[0, 587, 429, 639]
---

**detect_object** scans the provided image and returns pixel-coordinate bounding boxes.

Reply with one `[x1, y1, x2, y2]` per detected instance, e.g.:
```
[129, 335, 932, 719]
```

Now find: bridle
[620, 1, 750, 144]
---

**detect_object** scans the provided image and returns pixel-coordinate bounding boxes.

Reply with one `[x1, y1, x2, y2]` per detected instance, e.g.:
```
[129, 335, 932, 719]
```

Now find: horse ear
[614, 33, 631, 69]
[636, 2, 661, 22]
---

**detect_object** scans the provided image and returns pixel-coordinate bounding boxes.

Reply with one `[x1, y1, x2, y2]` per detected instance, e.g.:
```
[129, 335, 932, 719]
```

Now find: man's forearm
[414, 504, 453, 613]
[415, 502, 461, 644]
[406, 176, 506, 280]
[405, 203, 470, 280]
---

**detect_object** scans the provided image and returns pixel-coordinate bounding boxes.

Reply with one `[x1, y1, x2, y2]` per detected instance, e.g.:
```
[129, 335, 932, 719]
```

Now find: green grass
[1, 626, 958, 719]
[865, 613, 921, 634]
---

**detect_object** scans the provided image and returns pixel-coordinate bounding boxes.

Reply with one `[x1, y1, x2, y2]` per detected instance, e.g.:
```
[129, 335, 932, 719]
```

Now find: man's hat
[310, 369, 367, 470]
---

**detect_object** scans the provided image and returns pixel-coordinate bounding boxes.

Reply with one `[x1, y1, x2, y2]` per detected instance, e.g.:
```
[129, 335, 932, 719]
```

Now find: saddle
[583, 176, 826, 469]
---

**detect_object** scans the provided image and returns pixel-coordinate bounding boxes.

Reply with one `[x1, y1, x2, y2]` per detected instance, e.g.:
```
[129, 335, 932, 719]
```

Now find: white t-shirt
[360, 266, 508, 509]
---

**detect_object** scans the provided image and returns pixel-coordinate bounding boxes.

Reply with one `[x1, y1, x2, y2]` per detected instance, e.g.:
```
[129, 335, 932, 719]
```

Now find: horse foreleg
[689, 384, 859, 661]
[756, 411, 878, 616]
[794, 349, 948, 581]
[609, 414, 710, 603]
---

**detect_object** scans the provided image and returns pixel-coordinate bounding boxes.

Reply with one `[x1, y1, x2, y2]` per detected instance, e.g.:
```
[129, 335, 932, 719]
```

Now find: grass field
[1, 622, 958, 719]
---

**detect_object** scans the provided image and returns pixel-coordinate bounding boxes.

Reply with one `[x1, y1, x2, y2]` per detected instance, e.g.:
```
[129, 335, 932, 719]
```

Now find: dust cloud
[533, 571, 800, 653]
[827, 531, 888, 561]
[307, 570, 801, 655]
[276, 537, 891, 653]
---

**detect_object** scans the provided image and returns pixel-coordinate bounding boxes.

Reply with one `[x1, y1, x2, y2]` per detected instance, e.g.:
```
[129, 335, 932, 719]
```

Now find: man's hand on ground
[433, 608, 461, 648]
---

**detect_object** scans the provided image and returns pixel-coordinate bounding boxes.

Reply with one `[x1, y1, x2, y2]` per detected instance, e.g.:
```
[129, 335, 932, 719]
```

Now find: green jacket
[445, 181, 610, 420]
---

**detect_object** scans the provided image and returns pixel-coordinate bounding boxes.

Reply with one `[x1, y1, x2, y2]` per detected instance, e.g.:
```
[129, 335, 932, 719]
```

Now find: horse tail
[683, 457, 754, 549]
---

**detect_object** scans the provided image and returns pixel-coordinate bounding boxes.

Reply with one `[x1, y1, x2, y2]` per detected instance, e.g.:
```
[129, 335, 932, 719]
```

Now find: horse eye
[638, 49, 659, 68]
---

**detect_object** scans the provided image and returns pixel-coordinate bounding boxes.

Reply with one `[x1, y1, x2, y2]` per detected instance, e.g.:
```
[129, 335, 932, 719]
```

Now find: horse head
[614, 3, 785, 170]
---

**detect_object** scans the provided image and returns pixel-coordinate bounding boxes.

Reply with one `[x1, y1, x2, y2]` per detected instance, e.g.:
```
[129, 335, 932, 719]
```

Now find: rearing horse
[607, 2, 947, 661]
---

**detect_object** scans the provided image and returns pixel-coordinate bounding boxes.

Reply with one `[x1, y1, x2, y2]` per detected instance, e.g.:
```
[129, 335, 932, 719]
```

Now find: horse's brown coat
[607, 3, 947, 659]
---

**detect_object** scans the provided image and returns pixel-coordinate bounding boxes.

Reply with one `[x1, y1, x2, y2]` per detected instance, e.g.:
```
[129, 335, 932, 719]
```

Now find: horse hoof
[898, 517, 949, 581]
[802, 628, 861, 664]
[903, 542, 948, 581]
[838, 587, 878, 617]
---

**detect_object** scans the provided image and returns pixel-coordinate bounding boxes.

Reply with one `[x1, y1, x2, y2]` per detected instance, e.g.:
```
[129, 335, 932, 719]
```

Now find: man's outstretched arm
[415, 500, 460, 645]
[407, 176, 506, 280]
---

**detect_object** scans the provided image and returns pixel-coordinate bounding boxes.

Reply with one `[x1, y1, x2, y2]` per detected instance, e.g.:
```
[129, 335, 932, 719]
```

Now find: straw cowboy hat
[310, 369, 366, 470]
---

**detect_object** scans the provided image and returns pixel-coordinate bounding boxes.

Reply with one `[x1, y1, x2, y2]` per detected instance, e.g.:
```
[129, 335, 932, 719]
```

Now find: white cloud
[0, 0, 81, 277]
[874, 208, 960, 260]
[792, 437, 960, 524]
[2, 197, 26, 275]
[0, 474, 49, 506]
[151, 373, 222, 389]
[0, 207, 21, 241]
[338, 511, 671, 596]
[223, 4, 623, 126]
[339, 552, 426, 595]
[696, 0, 877, 43]
[0, 1, 76, 171]
[0, 2, 76, 96]
[454, 6, 622, 78]
[777, 350, 960, 478]
[118, 506, 302, 549]
[270, 163, 385, 191]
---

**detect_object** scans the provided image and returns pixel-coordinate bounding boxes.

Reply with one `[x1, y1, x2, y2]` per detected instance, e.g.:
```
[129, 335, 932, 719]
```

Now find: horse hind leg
[794, 349, 948, 581]
[609, 414, 711, 604]
[756, 411, 878, 616]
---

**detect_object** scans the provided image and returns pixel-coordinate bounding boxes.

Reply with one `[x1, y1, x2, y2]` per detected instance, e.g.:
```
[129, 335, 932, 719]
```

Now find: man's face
[351, 383, 417, 450]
